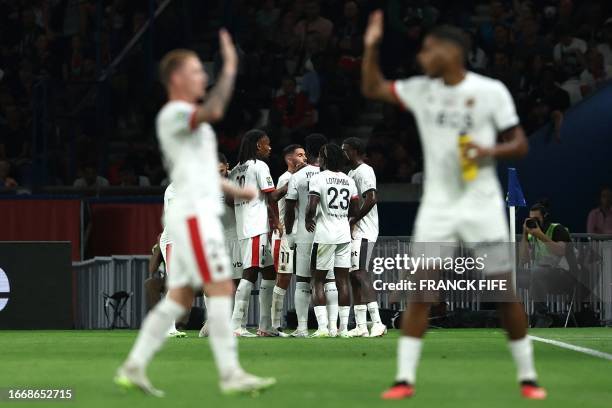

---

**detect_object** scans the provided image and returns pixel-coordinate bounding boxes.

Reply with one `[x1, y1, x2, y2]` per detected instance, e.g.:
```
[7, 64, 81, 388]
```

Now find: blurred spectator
[523, 65, 570, 136]
[294, 0, 334, 49]
[596, 18, 612, 66]
[256, 0, 280, 41]
[465, 31, 488, 72]
[73, 164, 110, 188]
[271, 76, 315, 133]
[119, 164, 150, 187]
[586, 186, 612, 234]
[553, 25, 586, 78]
[580, 49, 612, 95]
[0, 160, 18, 188]
[333, 1, 363, 58]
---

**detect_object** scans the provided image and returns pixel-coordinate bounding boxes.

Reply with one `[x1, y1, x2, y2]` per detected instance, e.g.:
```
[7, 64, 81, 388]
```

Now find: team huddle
[206, 131, 386, 339]
[114, 10, 547, 401]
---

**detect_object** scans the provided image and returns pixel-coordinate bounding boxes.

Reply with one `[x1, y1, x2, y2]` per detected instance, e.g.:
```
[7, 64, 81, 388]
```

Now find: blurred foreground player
[361, 12, 545, 400]
[115, 31, 275, 396]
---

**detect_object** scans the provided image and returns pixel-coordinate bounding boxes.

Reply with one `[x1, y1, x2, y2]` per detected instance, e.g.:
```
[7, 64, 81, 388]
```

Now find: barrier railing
[73, 236, 612, 329]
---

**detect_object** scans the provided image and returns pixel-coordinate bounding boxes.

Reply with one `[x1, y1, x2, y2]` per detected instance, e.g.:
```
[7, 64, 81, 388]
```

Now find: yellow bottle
[458, 131, 478, 182]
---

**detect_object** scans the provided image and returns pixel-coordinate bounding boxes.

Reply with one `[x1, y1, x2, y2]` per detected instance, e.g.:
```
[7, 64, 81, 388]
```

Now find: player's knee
[205, 280, 234, 297]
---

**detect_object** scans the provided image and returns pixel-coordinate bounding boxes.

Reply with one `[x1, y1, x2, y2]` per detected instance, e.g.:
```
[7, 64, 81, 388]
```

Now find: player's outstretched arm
[193, 29, 238, 125]
[361, 10, 399, 105]
[265, 193, 281, 235]
[269, 184, 289, 202]
[221, 179, 257, 201]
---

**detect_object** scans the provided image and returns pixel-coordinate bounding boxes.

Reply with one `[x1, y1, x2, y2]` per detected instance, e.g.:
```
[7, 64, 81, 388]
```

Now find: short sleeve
[391, 77, 426, 111]
[357, 167, 377, 194]
[158, 102, 197, 137]
[491, 81, 519, 132]
[257, 161, 275, 192]
[286, 174, 298, 200]
[308, 174, 321, 196]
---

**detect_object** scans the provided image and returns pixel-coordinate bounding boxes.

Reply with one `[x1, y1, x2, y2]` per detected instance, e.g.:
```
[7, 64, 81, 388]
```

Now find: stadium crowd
[1, 0, 612, 189]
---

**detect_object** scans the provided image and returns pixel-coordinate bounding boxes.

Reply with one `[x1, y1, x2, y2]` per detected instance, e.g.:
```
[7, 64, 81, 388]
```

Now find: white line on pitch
[529, 335, 612, 361]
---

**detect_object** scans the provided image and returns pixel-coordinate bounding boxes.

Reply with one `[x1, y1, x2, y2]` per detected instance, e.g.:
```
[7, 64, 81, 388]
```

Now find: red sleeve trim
[188, 108, 198, 131]
[261, 187, 276, 193]
[350, 195, 359, 201]
[390, 81, 407, 111]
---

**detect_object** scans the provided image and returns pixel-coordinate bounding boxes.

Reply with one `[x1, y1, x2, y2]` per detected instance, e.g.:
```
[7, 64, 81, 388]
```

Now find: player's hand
[462, 141, 493, 160]
[305, 218, 316, 233]
[294, 161, 307, 172]
[364, 10, 384, 48]
[236, 185, 257, 201]
[219, 28, 238, 75]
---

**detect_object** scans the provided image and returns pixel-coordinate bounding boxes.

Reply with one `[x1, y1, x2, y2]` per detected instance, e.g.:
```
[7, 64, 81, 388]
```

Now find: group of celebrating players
[114, 9, 548, 401]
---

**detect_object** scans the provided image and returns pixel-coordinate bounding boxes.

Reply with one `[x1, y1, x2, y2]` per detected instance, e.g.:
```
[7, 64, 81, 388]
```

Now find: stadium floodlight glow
[0, 268, 9, 312]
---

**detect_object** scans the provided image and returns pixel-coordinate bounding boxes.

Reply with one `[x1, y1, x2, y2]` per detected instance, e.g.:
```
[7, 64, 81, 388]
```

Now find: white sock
[354, 304, 367, 329]
[258, 279, 275, 331]
[396, 336, 423, 384]
[324, 282, 338, 332]
[313, 305, 328, 331]
[509, 336, 538, 382]
[271, 286, 286, 329]
[203, 294, 209, 323]
[367, 301, 382, 324]
[241, 296, 250, 329]
[126, 298, 186, 368]
[295, 282, 311, 331]
[231, 279, 253, 330]
[339, 306, 350, 331]
[207, 296, 242, 379]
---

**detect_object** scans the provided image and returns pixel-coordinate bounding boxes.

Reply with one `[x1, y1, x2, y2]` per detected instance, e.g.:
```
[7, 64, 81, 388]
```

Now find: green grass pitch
[0, 328, 610, 407]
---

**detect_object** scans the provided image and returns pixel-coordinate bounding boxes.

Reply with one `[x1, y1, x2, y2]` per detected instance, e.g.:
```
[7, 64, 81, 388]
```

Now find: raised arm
[192, 29, 238, 126]
[221, 178, 257, 201]
[361, 11, 400, 105]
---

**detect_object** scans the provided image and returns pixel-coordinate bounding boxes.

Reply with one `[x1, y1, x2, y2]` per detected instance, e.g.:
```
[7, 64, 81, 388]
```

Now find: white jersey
[348, 163, 379, 241]
[392, 72, 519, 206]
[286, 164, 320, 244]
[220, 194, 238, 240]
[156, 101, 222, 216]
[308, 170, 358, 245]
[230, 159, 275, 240]
[159, 183, 176, 246]
[277, 171, 294, 234]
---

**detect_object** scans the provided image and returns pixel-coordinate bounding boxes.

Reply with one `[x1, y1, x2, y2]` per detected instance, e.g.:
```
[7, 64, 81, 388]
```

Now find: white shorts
[311, 242, 351, 272]
[239, 232, 274, 270]
[272, 232, 294, 274]
[412, 200, 511, 274]
[226, 238, 243, 280]
[295, 242, 334, 279]
[350, 237, 376, 272]
[164, 212, 232, 289]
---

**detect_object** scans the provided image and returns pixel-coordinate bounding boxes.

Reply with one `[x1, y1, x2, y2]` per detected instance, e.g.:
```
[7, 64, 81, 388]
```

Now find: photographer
[519, 201, 572, 327]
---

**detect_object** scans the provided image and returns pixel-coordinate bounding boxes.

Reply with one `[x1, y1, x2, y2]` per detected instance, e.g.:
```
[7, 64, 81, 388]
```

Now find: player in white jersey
[361, 14, 544, 400]
[115, 33, 275, 396]
[306, 143, 359, 338]
[199, 153, 250, 338]
[270, 144, 306, 334]
[158, 183, 187, 338]
[342, 137, 387, 338]
[285, 134, 336, 337]
[230, 129, 281, 337]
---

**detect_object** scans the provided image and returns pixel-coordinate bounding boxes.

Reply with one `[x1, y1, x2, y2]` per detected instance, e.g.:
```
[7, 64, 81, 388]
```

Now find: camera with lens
[525, 218, 539, 229]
